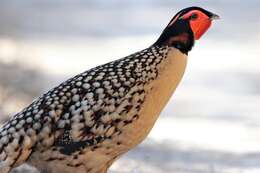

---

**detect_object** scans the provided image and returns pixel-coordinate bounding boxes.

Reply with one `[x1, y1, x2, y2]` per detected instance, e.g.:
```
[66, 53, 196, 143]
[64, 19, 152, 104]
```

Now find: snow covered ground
[0, 1, 259, 173]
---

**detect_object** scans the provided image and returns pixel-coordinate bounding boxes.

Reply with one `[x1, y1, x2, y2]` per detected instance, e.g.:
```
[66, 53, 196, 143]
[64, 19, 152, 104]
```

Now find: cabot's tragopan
[0, 6, 219, 173]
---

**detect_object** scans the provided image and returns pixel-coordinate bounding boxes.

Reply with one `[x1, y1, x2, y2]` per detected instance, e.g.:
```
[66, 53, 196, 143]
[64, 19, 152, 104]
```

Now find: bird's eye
[190, 13, 198, 20]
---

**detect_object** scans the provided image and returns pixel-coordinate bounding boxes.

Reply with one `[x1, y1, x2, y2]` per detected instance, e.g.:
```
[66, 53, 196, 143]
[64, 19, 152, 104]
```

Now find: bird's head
[154, 7, 219, 54]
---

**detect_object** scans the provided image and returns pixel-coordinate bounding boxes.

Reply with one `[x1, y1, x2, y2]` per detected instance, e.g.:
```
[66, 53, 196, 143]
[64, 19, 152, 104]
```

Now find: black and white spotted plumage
[0, 45, 170, 173]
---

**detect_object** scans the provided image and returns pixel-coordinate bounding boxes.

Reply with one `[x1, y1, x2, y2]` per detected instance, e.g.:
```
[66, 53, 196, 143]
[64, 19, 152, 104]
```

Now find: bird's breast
[117, 47, 188, 149]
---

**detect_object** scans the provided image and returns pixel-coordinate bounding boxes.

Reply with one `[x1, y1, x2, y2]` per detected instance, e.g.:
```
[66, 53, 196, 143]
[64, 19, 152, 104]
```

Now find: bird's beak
[210, 13, 220, 20]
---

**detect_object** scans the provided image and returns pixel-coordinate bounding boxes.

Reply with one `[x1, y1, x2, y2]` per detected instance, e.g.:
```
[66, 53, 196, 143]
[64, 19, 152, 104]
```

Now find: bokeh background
[0, 1, 260, 173]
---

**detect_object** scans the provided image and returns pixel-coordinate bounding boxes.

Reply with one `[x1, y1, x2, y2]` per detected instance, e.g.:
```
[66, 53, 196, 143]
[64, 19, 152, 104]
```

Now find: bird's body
[0, 46, 186, 173]
[0, 7, 218, 173]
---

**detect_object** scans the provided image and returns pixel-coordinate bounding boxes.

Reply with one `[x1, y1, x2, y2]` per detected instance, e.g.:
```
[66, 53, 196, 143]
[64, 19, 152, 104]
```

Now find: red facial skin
[181, 10, 212, 40]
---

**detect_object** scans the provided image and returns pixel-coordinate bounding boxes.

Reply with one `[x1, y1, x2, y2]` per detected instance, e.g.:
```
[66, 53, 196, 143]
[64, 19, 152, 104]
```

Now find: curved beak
[210, 13, 220, 20]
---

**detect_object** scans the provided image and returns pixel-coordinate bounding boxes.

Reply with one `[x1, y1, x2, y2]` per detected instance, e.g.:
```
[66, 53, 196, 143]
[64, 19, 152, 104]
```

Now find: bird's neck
[154, 21, 195, 55]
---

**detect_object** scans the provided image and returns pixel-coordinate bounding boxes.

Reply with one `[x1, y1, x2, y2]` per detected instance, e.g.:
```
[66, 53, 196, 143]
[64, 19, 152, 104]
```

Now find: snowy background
[0, 0, 259, 173]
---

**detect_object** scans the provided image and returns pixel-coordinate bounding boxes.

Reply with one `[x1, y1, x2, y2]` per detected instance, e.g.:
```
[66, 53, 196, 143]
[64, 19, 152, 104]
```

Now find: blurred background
[0, 0, 260, 173]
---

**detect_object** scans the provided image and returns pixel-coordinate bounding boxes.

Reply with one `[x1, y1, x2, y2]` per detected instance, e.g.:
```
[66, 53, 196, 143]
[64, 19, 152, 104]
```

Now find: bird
[0, 6, 219, 173]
